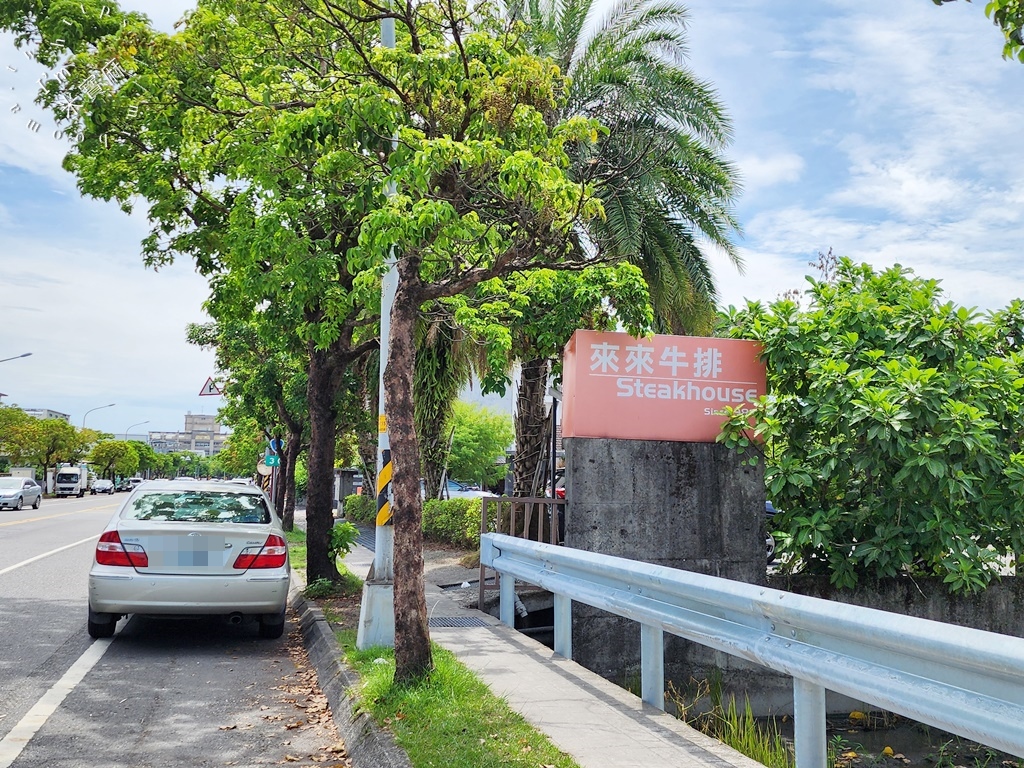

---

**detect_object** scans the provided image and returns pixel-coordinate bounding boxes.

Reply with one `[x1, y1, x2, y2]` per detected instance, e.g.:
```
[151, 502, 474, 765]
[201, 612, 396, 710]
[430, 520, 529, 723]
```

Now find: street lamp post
[0, 352, 31, 364]
[81, 403, 115, 430]
[357, 13, 398, 651]
[124, 421, 149, 440]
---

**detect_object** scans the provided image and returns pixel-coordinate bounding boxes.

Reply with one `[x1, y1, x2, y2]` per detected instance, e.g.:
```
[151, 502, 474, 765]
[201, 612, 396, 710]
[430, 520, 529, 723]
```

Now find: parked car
[127, 477, 145, 491]
[419, 478, 492, 500]
[444, 479, 491, 499]
[114, 479, 131, 492]
[91, 479, 115, 495]
[0, 477, 42, 510]
[87, 479, 289, 639]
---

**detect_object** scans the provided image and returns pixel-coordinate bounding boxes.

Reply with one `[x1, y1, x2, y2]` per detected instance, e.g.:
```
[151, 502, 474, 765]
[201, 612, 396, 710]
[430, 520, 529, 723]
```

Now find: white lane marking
[0, 637, 113, 767]
[0, 535, 99, 576]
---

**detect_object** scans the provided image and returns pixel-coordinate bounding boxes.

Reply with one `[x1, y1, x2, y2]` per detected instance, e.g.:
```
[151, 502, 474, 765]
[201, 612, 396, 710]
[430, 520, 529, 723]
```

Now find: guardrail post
[553, 593, 572, 659]
[499, 572, 515, 627]
[640, 624, 664, 709]
[793, 678, 826, 768]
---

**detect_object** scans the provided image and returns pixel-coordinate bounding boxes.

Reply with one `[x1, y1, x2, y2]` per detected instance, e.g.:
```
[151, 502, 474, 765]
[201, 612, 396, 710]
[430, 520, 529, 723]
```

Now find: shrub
[304, 577, 337, 599]
[422, 497, 484, 549]
[721, 258, 1024, 593]
[330, 521, 360, 562]
[344, 492, 491, 550]
[343, 493, 375, 523]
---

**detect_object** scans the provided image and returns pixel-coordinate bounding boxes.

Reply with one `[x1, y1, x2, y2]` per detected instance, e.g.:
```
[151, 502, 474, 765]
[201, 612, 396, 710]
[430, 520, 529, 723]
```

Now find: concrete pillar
[565, 437, 765, 694]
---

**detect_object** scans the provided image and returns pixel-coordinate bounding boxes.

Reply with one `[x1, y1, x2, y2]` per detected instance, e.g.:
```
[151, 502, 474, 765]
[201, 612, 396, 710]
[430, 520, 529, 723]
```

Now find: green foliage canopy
[720, 259, 1024, 594]
[933, 0, 1024, 61]
[88, 439, 140, 479]
[446, 401, 515, 488]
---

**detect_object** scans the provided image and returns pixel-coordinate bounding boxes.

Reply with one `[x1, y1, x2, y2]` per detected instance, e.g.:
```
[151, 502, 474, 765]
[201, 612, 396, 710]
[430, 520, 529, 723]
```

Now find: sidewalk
[302, 538, 763, 768]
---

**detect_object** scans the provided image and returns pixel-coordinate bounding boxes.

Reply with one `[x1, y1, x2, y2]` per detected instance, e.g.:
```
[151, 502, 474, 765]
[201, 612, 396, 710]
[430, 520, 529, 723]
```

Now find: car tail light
[233, 534, 287, 569]
[95, 530, 149, 567]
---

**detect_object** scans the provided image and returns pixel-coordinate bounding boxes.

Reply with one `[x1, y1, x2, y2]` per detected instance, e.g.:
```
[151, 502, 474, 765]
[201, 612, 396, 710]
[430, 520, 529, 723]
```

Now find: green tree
[188, 319, 311, 529]
[0, 405, 32, 465]
[349, 3, 629, 678]
[720, 259, 1024, 594]
[0, 0, 380, 585]
[211, 418, 265, 479]
[445, 402, 515, 489]
[128, 440, 159, 476]
[933, 0, 1024, 61]
[458, 266, 653, 496]
[88, 440, 140, 479]
[9, 418, 82, 484]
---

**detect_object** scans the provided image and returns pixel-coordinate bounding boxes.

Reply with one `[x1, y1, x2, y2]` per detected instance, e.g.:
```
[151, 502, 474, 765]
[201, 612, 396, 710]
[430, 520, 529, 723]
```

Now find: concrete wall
[772, 573, 1024, 636]
[563, 437, 766, 687]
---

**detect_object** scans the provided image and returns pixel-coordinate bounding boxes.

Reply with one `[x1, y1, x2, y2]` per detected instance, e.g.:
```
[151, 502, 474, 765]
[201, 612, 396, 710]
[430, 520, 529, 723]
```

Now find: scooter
[765, 501, 779, 564]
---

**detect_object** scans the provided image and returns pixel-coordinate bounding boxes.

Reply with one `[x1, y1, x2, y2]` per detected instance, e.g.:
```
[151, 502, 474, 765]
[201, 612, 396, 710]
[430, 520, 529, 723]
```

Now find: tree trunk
[513, 357, 551, 497]
[273, 442, 286, 519]
[306, 346, 341, 583]
[274, 399, 304, 532]
[387, 263, 433, 683]
[281, 430, 301, 531]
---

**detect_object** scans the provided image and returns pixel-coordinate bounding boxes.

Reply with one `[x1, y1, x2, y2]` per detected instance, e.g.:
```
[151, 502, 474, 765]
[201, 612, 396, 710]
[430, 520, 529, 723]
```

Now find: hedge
[342, 493, 487, 549]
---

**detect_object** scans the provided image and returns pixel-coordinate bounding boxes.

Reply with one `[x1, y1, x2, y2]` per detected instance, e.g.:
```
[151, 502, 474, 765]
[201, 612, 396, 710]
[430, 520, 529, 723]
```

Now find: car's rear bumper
[88, 569, 290, 615]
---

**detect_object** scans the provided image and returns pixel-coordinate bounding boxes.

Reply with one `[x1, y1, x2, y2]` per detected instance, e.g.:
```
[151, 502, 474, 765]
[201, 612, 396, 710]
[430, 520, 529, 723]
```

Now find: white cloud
[683, 0, 1024, 320]
[734, 151, 804, 194]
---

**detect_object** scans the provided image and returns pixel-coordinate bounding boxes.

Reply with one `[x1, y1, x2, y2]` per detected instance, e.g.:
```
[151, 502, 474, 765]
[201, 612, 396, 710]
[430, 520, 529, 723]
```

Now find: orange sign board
[561, 330, 765, 443]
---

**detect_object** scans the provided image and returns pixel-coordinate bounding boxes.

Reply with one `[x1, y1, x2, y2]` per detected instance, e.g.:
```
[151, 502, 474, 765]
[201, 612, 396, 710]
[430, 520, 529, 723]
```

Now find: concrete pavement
[292, 529, 765, 768]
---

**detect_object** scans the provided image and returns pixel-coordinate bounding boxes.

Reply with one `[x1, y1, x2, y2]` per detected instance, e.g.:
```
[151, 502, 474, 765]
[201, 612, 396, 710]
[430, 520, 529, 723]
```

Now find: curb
[289, 574, 412, 768]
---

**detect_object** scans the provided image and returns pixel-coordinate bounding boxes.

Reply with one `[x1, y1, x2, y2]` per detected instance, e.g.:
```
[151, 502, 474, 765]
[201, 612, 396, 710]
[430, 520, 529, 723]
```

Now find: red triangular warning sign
[199, 377, 222, 396]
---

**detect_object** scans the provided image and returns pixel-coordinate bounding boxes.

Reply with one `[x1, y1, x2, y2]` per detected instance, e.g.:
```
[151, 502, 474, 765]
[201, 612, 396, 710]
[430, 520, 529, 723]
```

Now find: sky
[0, 0, 1022, 436]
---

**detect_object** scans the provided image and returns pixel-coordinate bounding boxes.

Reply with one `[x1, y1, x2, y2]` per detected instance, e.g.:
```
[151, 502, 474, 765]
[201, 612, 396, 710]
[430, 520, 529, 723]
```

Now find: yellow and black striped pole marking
[376, 449, 393, 526]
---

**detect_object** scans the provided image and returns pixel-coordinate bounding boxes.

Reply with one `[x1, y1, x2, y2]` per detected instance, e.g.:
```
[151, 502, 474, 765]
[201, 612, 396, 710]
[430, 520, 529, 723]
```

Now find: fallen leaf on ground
[219, 725, 238, 731]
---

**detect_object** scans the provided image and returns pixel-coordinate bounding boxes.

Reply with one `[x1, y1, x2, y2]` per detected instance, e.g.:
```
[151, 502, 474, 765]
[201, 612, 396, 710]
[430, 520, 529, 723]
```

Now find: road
[0, 493, 345, 768]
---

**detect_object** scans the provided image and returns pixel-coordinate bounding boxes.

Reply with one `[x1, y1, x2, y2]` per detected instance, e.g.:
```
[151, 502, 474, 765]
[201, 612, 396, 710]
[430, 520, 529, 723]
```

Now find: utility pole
[357, 13, 398, 650]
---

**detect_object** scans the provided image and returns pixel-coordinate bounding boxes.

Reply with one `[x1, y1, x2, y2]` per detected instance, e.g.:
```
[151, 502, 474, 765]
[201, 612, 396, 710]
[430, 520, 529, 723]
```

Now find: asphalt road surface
[0, 492, 347, 767]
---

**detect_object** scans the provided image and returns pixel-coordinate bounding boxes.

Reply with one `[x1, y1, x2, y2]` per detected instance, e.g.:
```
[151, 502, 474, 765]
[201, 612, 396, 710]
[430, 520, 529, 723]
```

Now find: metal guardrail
[480, 532, 1024, 767]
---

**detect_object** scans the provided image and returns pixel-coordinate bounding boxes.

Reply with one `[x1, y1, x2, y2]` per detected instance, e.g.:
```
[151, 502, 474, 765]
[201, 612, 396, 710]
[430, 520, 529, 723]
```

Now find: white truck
[54, 465, 89, 498]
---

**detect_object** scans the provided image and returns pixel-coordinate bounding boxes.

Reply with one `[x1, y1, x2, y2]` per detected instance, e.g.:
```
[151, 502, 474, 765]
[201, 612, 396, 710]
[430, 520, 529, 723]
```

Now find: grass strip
[338, 631, 581, 768]
[285, 528, 307, 572]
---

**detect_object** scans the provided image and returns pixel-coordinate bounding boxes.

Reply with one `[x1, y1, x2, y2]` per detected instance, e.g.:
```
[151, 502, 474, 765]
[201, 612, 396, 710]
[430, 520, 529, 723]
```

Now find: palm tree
[505, 0, 743, 493]
[414, 316, 474, 499]
[409, 0, 742, 497]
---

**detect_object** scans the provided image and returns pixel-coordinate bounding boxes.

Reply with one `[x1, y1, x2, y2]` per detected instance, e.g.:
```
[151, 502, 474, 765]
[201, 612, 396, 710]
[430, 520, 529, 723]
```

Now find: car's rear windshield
[123, 491, 272, 524]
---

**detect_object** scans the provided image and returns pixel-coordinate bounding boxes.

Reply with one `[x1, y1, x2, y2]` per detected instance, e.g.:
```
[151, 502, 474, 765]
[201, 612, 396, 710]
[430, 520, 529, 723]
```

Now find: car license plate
[147, 536, 228, 567]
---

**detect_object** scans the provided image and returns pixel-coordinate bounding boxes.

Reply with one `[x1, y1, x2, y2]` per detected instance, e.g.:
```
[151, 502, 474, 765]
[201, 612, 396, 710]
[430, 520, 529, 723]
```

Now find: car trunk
[115, 521, 272, 576]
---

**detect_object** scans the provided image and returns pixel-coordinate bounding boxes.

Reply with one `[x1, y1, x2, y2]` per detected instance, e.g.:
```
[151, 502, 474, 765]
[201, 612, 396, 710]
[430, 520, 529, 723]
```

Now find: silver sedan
[0, 476, 42, 510]
[87, 480, 290, 639]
